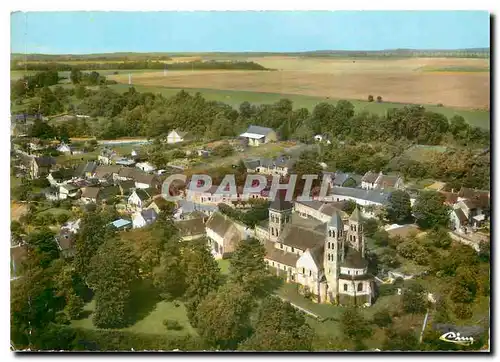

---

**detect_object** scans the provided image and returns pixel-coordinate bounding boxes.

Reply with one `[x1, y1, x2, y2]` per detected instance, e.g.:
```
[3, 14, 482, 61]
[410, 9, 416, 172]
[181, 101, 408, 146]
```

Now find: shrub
[377, 96, 383, 103]
[453, 303, 473, 320]
[368, 95, 374, 102]
[163, 319, 183, 331]
[57, 213, 70, 225]
[373, 309, 392, 327]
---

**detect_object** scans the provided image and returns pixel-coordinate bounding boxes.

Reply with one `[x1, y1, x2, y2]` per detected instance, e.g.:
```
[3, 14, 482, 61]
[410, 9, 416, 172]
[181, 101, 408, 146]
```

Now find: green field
[107, 84, 490, 130]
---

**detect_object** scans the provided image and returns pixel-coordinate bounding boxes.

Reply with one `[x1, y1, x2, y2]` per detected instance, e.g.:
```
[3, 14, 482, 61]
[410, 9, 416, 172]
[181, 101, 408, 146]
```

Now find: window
[291, 247, 294, 253]
[272, 262, 275, 267]
[332, 230, 335, 238]
[353, 236, 356, 242]
[357, 283, 363, 292]
[302, 268, 305, 274]
[327, 254, 330, 261]
[344, 284, 348, 292]
[348, 270, 350, 275]
[309, 270, 312, 277]
[271, 228, 275, 236]
[328, 242, 331, 249]
[280, 243, 283, 249]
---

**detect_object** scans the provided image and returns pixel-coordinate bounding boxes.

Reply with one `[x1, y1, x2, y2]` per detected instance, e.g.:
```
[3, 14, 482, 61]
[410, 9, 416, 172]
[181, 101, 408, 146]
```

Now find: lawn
[71, 298, 196, 337]
[107, 84, 490, 130]
[217, 259, 230, 275]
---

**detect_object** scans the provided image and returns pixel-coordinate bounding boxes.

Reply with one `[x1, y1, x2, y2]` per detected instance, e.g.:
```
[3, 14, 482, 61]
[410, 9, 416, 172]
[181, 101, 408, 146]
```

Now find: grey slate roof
[264, 241, 299, 267]
[330, 186, 390, 205]
[270, 191, 293, 211]
[176, 218, 206, 238]
[279, 224, 325, 251]
[362, 171, 379, 183]
[245, 125, 274, 136]
[329, 211, 344, 229]
[74, 162, 97, 178]
[141, 208, 158, 223]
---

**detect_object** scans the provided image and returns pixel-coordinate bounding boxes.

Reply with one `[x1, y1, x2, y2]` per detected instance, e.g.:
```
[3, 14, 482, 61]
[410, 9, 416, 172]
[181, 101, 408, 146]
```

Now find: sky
[10, 11, 490, 54]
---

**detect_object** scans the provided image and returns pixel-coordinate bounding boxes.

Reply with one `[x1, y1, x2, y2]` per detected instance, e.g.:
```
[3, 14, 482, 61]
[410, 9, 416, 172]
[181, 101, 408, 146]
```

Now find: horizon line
[11, 47, 491, 56]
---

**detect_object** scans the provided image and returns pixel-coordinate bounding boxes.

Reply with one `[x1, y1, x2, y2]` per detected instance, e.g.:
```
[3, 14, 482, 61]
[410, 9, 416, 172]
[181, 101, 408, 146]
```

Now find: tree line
[11, 60, 271, 71]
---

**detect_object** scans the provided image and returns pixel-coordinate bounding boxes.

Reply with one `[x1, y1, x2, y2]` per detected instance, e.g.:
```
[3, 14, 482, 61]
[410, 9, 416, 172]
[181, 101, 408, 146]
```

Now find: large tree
[229, 237, 271, 295]
[73, 211, 115, 280]
[87, 238, 139, 328]
[26, 227, 59, 268]
[412, 191, 450, 229]
[401, 281, 427, 314]
[239, 296, 315, 351]
[386, 190, 412, 224]
[195, 283, 254, 350]
[152, 218, 185, 300]
[340, 307, 372, 345]
[182, 239, 222, 326]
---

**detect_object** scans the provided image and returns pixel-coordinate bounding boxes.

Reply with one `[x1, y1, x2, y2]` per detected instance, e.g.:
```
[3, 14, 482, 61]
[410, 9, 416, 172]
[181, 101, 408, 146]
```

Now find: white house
[136, 162, 156, 173]
[58, 184, 79, 200]
[205, 212, 246, 259]
[239, 125, 277, 147]
[361, 171, 404, 191]
[167, 130, 189, 144]
[127, 189, 153, 211]
[132, 208, 158, 229]
[57, 143, 72, 154]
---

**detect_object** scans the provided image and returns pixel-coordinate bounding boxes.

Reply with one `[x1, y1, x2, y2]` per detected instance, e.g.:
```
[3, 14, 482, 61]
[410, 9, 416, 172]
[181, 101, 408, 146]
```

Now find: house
[57, 142, 72, 154]
[80, 187, 100, 204]
[118, 180, 136, 197]
[132, 208, 158, 229]
[167, 129, 190, 144]
[322, 171, 362, 188]
[97, 185, 121, 204]
[449, 187, 490, 232]
[115, 158, 136, 166]
[74, 162, 98, 179]
[176, 218, 206, 241]
[244, 155, 295, 177]
[42, 186, 60, 201]
[55, 219, 81, 258]
[239, 125, 277, 147]
[30, 156, 56, 179]
[47, 168, 75, 186]
[93, 165, 122, 182]
[136, 162, 156, 173]
[110, 218, 132, 231]
[11, 243, 28, 279]
[261, 194, 374, 305]
[58, 183, 80, 200]
[174, 200, 218, 220]
[330, 186, 390, 207]
[294, 200, 348, 224]
[98, 148, 117, 165]
[361, 171, 404, 191]
[206, 212, 247, 259]
[128, 189, 154, 210]
[117, 168, 160, 189]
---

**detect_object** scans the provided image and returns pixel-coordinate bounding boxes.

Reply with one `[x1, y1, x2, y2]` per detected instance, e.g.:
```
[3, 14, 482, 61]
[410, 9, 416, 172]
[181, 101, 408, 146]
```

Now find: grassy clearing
[217, 259, 230, 275]
[71, 298, 196, 337]
[107, 84, 490, 130]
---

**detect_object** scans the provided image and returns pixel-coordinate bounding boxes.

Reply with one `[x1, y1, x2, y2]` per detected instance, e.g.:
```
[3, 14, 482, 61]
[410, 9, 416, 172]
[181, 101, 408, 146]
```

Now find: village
[11, 122, 490, 305]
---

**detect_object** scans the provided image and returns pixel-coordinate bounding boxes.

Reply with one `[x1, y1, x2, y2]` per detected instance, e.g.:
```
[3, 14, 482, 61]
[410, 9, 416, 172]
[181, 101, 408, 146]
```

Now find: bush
[163, 319, 183, 331]
[57, 213, 70, 225]
[368, 95, 374, 102]
[377, 96, 383, 103]
[453, 303, 473, 320]
[65, 293, 85, 319]
[373, 309, 392, 327]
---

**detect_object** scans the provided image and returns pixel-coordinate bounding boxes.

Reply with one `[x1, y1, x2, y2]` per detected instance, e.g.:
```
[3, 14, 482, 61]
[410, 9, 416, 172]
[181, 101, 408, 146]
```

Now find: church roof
[341, 248, 368, 269]
[270, 191, 293, 211]
[328, 211, 344, 229]
[349, 207, 362, 222]
[264, 241, 299, 267]
[279, 224, 324, 251]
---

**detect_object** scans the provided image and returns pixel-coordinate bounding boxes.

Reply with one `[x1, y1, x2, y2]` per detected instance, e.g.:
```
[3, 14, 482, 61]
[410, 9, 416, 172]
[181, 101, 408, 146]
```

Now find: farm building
[239, 125, 277, 147]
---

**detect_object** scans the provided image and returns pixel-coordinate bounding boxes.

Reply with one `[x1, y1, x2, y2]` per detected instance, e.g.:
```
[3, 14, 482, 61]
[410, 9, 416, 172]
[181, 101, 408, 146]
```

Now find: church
[255, 194, 375, 306]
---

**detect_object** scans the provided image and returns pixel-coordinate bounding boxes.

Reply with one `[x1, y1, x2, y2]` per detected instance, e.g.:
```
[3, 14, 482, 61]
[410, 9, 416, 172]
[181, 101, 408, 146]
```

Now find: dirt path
[11, 202, 28, 221]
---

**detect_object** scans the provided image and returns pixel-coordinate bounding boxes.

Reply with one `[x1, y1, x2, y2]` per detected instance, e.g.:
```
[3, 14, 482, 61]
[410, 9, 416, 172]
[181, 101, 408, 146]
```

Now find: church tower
[268, 191, 293, 242]
[347, 207, 365, 257]
[324, 211, 344, 302]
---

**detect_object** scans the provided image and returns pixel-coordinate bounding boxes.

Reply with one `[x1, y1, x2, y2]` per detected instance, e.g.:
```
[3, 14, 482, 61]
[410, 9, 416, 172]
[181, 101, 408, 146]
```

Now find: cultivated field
[108, 57, 490, 109]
